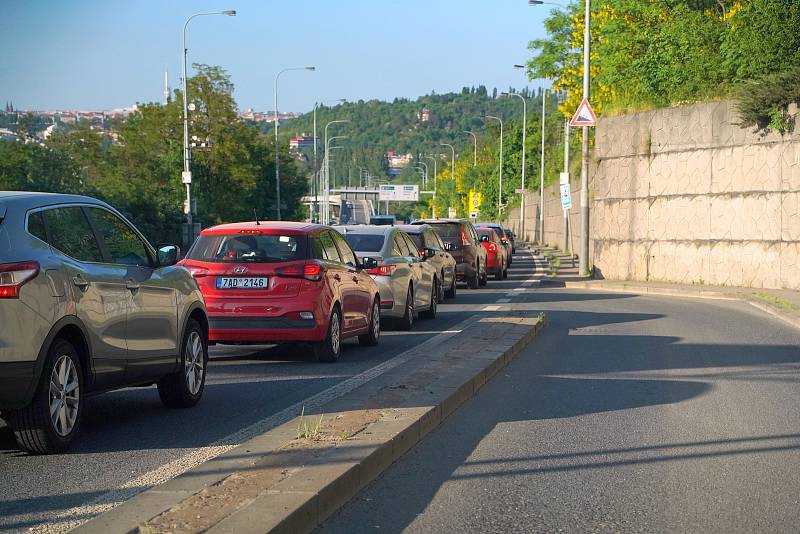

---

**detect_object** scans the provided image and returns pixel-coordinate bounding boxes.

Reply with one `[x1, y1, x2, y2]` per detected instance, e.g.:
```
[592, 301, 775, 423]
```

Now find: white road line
[482, 305, 501, 311]
[36, 315, 483, 534]
[496, 299, 512, 303]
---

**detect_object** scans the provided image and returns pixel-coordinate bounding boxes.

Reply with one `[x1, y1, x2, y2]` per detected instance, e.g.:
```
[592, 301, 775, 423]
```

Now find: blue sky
[1, 0, 553, 113]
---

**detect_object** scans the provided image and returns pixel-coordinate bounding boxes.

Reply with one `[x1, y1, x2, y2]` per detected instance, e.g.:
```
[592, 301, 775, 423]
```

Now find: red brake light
[238, 229, 263, 235]
[488, 243, 497, 253]
[276, 261, 324, 281]
[461, 228, 470, 246]
[0, 261, 40, 299]
[186, 266, 208, 278]
[367, 264, 396, 276]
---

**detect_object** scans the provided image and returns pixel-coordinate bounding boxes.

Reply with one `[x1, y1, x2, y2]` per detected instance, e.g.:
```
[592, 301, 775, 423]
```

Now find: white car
[335, 225, 438, 330]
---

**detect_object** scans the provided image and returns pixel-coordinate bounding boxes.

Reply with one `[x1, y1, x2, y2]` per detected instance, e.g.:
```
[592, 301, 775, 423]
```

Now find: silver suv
[0, 192, 208, 454]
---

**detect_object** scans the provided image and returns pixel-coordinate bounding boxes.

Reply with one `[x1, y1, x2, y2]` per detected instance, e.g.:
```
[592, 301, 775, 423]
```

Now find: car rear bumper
[0, 361, 37, 410]
[373, 277, 406, 318]
[455, 262, 477, 281]
[209, 316, 327, 343]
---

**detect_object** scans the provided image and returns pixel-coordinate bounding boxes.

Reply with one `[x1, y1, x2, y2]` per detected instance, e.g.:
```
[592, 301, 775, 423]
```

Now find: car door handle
[72, 276, 89, 289]
[125, 280, 141, 291]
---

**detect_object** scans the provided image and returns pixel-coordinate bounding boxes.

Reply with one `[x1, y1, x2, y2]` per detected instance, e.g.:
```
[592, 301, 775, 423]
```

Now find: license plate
[216, 277, 269, 289]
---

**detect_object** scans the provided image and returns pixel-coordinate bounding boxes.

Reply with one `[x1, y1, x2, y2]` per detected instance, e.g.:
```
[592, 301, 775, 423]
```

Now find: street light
[181, 10, 235, 244]
[439, 143, 455, 219]
[463, 131, 477, 167]
[274, 66, 315, 220]
[312, 99, 345, 222]
[483, 116, 503, 213]
[415, 161, 428, 187]
[500, 91, 527, 242]
[531, 0, 591, 274]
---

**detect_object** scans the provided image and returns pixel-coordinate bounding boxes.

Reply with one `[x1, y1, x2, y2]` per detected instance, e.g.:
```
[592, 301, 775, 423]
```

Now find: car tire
[503, 264, 509, 279]
[495, 264, 504, 281]
[398, 286, 415, 330]
[8, 338, 83, 455]
[479, 262, 488, 287]
[315, 307, 342, 362]
[359, 298, 381, 347]
[158, 318, 207, 409]
[421, 278, 438, 319]
[468, 264, 479, 289]
[445, 274, 457, 299]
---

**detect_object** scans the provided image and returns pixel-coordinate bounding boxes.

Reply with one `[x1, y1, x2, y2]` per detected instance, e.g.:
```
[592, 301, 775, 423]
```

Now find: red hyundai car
[178, 222, 381, 362]
[477, 227, 509, 281]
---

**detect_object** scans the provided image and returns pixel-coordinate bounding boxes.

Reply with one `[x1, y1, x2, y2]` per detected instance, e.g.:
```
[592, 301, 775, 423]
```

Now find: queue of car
[0, 192, 517, 454]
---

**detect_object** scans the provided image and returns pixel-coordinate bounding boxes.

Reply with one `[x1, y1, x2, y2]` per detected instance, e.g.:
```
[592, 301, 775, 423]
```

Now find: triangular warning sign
[569, 98, 597, 127]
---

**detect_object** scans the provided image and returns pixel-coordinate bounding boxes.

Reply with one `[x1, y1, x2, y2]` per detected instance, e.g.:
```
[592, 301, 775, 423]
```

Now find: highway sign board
[379, 184, 419, 201]
[560, 183, 572, 210]
[569, 98, 597, 127]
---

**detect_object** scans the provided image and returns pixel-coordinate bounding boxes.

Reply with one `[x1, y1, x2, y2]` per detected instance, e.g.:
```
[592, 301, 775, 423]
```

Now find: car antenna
[254, 209, 261, 225]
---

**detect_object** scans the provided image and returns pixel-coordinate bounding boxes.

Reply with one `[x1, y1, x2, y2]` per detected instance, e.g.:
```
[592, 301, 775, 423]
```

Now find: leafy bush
[735, 67, 800, 134]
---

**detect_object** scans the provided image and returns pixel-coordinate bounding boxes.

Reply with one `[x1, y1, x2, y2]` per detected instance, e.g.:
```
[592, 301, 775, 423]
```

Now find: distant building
[289, 135, 318, 151]
[417, 108, 431, 123]
[384, 151, 413, 177]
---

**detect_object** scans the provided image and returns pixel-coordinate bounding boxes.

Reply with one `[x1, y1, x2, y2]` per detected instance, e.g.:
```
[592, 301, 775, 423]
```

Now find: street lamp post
[416, 161, 428, 188]
[538, 90, 548, 245]
[530, 0, 591, 273]
[324, 135, 347, 224]
[274, 66, 315, 220]
[483, 116, 503, 213]
[501, 92, 526, 242]
[440, 143, 455, 218]
[181, 10, 235, 243]
[312, 99, 345, 223]
[322, 120, 349, 224]
[463, 131, 477, 167]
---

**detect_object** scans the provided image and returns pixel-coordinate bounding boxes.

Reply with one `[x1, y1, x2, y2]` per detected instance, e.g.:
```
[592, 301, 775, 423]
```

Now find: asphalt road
[321, 280, 800, 532]
[0, 251, 539, 533]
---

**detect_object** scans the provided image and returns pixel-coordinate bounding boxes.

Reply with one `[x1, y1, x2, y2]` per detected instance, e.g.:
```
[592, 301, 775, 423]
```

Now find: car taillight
[0, 261, 40, 299]
[367, 264, 396, 276]
[488, 243, 497, 252]
[461, 229, 470, 246]
[501, 237, 509, 244]
[186, 266, 208, 278]
[276, 261, 324, 281]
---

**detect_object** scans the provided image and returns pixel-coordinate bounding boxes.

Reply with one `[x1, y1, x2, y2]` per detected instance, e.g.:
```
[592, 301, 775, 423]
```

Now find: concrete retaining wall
[507, 100, 800, 290]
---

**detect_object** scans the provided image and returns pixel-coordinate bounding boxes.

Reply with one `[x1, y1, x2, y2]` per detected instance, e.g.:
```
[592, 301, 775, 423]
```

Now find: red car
[476, 227, 509, 281]
[179, 222, 381, 362]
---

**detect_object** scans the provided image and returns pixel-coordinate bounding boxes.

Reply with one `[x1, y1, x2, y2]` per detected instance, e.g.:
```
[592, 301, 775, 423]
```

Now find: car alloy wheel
[330, 312, 341, 355]
[49, 354, 80, 437]
[184, 330, 204, 396]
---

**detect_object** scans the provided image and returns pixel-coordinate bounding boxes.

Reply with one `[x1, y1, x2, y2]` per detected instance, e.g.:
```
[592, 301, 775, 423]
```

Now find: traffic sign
[468, 191, 483, 211]
[448, 207, 457, 218]
[181, 171, 192, 184]
[560, 183, 572, 210]
[469, 211, 478, 219]
[378, 184, 419, 201]
[569, 98, 597, 127]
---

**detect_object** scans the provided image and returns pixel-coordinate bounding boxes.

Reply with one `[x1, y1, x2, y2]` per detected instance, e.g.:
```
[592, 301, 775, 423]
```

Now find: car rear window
[477, 229, 493, 239]
[429, 223, 461, 244]
[343, 233, 385, 252]
[407, 233, 424, 251]
[187, 233, 306, 263]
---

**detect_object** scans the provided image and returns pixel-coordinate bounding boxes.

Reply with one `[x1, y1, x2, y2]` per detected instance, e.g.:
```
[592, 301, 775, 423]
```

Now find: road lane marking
[482, 305, 501, 311]
[34, 314, 484, 534]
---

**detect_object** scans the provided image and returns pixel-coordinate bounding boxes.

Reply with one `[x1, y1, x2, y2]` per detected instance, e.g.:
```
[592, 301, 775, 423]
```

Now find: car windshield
[343, 233, 386, 252]
[186, 233, 305, 263]
[429, 223, 461, 244]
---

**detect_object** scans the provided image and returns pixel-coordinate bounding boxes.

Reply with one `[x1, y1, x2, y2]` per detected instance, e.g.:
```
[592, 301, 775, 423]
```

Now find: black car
[412, 218, 487, 289]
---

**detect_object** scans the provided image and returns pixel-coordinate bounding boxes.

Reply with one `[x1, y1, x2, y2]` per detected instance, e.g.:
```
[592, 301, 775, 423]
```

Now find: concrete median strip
[72, 312, 545, 534]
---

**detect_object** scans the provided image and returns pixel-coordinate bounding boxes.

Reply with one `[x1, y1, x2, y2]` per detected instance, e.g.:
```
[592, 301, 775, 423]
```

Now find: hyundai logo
[233, 266, 248, 274]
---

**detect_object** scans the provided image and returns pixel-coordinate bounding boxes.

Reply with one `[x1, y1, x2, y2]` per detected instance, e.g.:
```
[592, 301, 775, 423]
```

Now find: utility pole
[563, 116, 570, 252]
[539, 89, 547, 245]
[484, 116, 503, 214]
[463, 131, 477, 167]
[501, 92, 526, 242]
[579, 0, 591, 275]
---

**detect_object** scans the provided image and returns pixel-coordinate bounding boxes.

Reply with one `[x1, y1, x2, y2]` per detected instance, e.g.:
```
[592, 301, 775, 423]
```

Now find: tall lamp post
[415, 162, 428, 187]
[324, 134, 348, 224]
[312, 99, 345, 222]
[483, 116, 503, 213]
[530, 0, 591, 274]
[463, 131, 477, 167]
[181, 10, 235, 243]
[439, 143, 455, 218]
[501, 92, 527, 242]
[323, 120, 349, 224]
[274, 66, 315, 220]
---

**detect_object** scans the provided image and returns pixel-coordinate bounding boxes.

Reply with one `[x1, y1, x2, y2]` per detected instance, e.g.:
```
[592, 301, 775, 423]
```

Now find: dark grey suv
[412, 219, 487, 289]
[0, 192, 208, 454]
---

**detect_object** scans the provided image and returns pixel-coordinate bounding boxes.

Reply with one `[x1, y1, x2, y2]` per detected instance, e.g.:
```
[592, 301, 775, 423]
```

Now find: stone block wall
[507, 100, 800, 290]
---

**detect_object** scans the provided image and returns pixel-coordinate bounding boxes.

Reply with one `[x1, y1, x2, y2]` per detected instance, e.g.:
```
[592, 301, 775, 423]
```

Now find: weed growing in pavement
[753, 291, 800, 311]
[538, 312, 546, 322]
[296, 406, 325, 440]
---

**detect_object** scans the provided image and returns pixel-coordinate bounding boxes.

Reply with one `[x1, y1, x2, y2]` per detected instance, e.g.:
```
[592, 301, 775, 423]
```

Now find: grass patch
[296, 406, 325, 440]
[753, 291, 800, 311]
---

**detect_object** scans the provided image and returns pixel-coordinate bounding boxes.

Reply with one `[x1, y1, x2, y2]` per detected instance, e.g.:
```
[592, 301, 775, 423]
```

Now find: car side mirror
[479, 235, 490, 243]
[157, 244, 180, 267]
[359, 257, 379, 271]
[423, 248, 436, 260]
